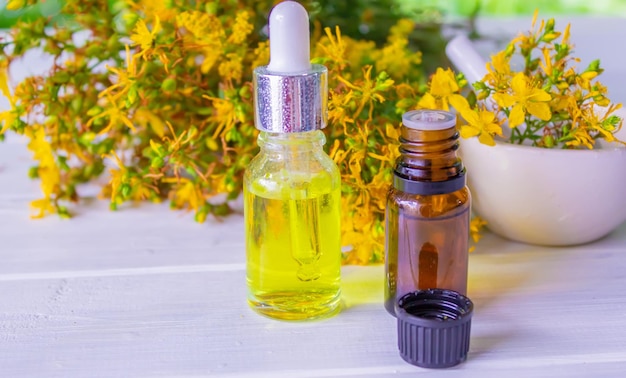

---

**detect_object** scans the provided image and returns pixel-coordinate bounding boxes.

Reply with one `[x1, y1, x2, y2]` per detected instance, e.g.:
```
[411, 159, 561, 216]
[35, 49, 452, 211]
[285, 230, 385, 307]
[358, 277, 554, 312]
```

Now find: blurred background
[2, 0, 626, 29]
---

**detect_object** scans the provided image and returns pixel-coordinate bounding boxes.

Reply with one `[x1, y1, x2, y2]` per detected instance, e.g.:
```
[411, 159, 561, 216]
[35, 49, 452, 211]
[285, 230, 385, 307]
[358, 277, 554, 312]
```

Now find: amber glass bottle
[384, 109, 471, 316]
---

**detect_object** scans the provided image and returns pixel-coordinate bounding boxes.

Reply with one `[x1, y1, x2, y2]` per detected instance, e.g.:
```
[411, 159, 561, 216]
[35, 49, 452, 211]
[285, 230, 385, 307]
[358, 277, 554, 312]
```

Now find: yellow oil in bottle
[245, 172, 341, 321]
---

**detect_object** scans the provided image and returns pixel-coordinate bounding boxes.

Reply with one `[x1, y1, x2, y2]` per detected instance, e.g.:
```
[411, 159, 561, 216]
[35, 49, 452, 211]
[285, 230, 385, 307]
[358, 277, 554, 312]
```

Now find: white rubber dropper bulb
[267, 1, 311, 74]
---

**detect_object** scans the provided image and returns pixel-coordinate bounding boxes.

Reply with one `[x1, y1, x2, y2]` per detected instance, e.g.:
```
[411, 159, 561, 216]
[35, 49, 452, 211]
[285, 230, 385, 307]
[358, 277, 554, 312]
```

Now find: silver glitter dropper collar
[253, 64, 328, 133]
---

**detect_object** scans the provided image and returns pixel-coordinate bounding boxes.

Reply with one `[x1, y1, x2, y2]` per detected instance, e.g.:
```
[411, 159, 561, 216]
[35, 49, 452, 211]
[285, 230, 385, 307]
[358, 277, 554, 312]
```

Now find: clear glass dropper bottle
[244, 1, 342, 321]
[385, 109, 471, 316]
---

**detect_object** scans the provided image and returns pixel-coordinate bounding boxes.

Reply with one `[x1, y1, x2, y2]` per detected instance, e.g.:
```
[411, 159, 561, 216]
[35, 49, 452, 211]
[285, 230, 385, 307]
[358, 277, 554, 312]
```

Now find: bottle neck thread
[393, 126, 466, 195]
[258, 130, 325, 154]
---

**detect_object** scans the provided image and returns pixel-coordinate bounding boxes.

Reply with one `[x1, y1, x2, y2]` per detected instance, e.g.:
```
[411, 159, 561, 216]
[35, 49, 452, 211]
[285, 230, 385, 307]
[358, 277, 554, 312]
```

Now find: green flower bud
[586, 59, 601, 72]
[127, 84, 138, 105]
[51, 71, 70, 84]
[57, 206, 71, 219]
[28, 166, 39, 179]
[161, 78, 177, 93]
[213, 203, 231, 216]
[205, 2, 218, 14]
[71, 97, 83, 113]
[85, 43, 102, 58]
[107, 35, 119, 52]
[194, 210, 208, 223]
[121, 183, 132, 199]
[44, 115, 58, 126]
[87, 106, 103, 117]
[543, 134, 555, 148]
[239, 85, 251, 99]
[45, 40, 62, 55]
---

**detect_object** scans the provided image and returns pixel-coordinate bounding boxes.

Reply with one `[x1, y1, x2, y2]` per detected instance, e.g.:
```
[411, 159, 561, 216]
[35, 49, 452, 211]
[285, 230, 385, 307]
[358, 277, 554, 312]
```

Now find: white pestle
[446, 34, 489, 86]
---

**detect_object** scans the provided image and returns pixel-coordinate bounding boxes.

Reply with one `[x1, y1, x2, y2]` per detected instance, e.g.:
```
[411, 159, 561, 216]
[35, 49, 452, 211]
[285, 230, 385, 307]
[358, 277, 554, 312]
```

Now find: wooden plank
[1, 244, 626, 377]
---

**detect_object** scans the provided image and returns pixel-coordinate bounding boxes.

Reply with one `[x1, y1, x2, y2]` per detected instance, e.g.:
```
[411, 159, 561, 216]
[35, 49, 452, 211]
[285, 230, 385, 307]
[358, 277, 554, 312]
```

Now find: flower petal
[508, 104, 525, 128]
[417, 92, 437, 109]
[459, 124, 480, 138]
[430, 68, 459, 97]
[478, 109, 496, 124]
[493, 92, 515, 108]
[485, 121, 503, 136]
[529, 87, 551, 102]
[510, 72, 527, 96]
[449, 94, 470, 112]
[478, 131, 496, 146]
[526, 102, 552, 121]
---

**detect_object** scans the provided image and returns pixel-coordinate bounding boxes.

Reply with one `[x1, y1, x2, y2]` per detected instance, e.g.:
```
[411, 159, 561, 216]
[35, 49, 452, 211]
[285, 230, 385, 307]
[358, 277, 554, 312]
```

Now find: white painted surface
[1, 16, 626, 378]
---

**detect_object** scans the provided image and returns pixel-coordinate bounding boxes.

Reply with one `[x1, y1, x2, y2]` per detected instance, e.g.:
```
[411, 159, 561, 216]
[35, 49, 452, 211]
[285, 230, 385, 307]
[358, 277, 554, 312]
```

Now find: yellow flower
[375, 38, 421, 80]
[318, 26, 347, 69]
[87, 94, 136, 135]
[0, 62, 17, 133]
[389, 19, 415, 40]
[491, 50, 512, 76]
[579, 104, 622, 145]
[30, 198, 57, 219]
[328, 90, 354, 134]
[343, 39, 375, 69]
[587, 81, 610, 107]
[129, 176, 156, 201]
[485, 50, 512, 88]
[200, 47, 222, 74]
[228, 11, 253, 44]
[133, 108, 166, 138]
[250, 41, 269, 69]
[510, 10, 546, 52]
[0, 108, 17, 134]
[347, 149, 365, 183]
[565, 127, 594, 149]
[374, 19, 421, 80]
[218, 53, 244, 84]
[24, 125, 61, 218]
[130, 16, 161, 50]
[450, 96, 503, 146]
[418, 68, 461, 111]
[561, 23, 572, 46]
[470, 216, 487, 243]
[177, 10, 224, 42]
[176, 11, 226, 74]
[493, 72, 552, 127]
[202, 95, 239, 139]
[429, 67, 459, 98]
[137, 0, 177, 23]
[104, 151, 128, 202]
[0, 60, 14, 103]
[168, 178, 203, 211]
[385, 122, 400, 140]
[468, 216, 488, 252]
[539, 47, 553, 77]
[337, 65, 393, 118]
[27, 129, 60, 196]
[130, 16, 161, 53]
[99, 45, 138, 101]
[368, 170, 390, 211]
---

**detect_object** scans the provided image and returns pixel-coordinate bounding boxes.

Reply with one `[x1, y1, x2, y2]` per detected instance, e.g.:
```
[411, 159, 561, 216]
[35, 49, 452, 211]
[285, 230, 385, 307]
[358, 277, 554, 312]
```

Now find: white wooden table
[1, 16, 626, 377]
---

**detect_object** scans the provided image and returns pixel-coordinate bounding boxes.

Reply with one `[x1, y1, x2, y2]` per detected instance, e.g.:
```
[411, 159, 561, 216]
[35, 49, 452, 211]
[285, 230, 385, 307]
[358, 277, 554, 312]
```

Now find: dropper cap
[253, 1, 328, 133]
